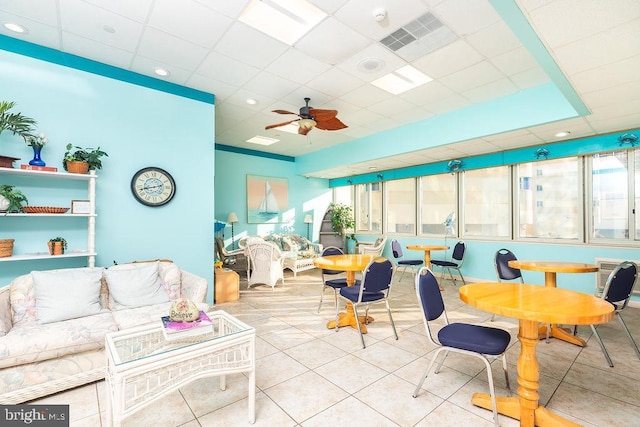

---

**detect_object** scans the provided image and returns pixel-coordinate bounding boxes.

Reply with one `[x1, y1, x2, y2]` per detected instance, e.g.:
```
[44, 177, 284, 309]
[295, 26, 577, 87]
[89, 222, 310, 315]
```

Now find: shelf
[0, 251, 97, 262]
[0, 167, 97, 180]
[1, 213, 97, 217]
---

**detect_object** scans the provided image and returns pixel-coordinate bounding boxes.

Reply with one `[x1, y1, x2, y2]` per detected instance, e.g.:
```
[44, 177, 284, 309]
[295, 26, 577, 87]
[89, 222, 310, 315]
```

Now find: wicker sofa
[240, 234, 323, 277]
[0, 260, 208, 404]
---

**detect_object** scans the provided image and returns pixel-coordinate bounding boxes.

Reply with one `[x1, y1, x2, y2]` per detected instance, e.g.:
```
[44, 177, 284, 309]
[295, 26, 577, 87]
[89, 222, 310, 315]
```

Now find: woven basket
[0, 239, 15, 258]
[22, 206, 69, 214]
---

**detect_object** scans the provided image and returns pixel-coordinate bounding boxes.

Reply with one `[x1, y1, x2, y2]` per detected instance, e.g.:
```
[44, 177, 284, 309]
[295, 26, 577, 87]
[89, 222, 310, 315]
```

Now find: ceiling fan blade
[272, 109, 298, 115]
[308, 108, 337, 120]
[315, 116, 348, 131]
[265, 119, 298, 130]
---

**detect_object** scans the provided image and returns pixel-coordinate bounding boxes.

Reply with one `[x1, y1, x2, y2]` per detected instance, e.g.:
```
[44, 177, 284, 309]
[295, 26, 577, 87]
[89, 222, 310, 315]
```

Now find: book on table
[161, 310, 213, 339]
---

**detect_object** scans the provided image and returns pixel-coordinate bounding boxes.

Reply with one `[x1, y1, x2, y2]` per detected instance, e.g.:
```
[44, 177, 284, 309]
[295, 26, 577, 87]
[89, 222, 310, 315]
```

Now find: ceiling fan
[265, 97, 347, 136]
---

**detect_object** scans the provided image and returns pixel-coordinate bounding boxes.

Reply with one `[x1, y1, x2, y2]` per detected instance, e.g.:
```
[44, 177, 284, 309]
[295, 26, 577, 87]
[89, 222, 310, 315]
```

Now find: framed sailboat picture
[247, 175, 289, 223]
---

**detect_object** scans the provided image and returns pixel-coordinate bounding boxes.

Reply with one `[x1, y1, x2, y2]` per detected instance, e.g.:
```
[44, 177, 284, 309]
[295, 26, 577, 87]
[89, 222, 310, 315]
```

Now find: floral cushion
[9, 273, 37, 328]
[0, 312, 117, 369]
[0, 287, 11, 337]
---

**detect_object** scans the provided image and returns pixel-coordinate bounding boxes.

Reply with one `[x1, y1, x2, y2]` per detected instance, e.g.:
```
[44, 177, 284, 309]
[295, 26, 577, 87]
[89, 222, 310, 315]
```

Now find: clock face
[130, 167, 176, 207]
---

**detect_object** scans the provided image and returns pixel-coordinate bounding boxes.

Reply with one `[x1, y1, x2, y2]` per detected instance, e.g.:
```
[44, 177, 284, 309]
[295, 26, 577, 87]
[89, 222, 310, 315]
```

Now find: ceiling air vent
[379, 12, 457, 61]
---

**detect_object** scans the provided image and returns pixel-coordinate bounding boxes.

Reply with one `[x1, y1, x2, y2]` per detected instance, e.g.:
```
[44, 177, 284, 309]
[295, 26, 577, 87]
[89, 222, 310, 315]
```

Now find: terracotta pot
[47, 241, 64, 255]
[66, 160, 89, 174]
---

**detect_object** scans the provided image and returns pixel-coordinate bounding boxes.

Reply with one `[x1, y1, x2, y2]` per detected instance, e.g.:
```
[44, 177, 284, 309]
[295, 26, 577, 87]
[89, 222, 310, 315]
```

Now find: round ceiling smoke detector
[373, 8, 386, 22]
[357, 57, 385, 73]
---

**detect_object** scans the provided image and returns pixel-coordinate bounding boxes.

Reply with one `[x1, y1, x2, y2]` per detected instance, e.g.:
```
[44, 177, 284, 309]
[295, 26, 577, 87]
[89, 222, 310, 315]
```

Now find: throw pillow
[158, 261, 181, 299]
[105, 261, 170, 309]
[32, 268, 104, 324]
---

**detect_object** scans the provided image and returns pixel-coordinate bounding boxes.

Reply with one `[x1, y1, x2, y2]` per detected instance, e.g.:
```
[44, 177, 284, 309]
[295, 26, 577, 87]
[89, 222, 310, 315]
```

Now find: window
[419, 173, 456, 235]
[461, 166, 510, 237]
[356, 183, 383, 232]
[333, 185, 352, 206]
[590, 151, 629, 241]
[517, 158, 581, 240]
[386, 178, 416, 234]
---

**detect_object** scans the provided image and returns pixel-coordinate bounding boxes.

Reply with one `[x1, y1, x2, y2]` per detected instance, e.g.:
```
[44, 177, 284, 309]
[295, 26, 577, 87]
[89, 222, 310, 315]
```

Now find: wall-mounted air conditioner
[595, 258, 640, 297]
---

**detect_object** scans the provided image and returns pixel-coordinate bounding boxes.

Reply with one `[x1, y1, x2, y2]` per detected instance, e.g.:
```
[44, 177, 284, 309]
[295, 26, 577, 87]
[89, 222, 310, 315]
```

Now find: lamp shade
[227, 212, 239, 223]
[304, 214, 313, 224]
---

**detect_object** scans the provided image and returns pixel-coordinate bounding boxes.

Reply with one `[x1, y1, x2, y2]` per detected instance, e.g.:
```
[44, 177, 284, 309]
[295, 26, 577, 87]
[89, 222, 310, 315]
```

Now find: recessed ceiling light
[102, 25, 116, 34]
[153, 67, 171, 77]
[247, 135, 279, 146]
[246, 98, 258, 105]
[555, 131, 570, 137]
[368, 166, 377, 170]
[3, 22, 28, 34]
[371, 65, 432, 95]
[239, 0, 327, 45]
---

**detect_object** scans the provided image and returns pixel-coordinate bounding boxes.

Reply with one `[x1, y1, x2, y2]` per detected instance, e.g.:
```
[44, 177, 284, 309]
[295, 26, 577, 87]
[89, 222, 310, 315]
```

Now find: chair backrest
[391, 239, 403, 259]
[415, 267, 446, 322]
[321, 246, 344, 275]
[451, 241, 465, 263]
[602, 261, 638, 309]
[215, 237, 227, 260]
[246, 241, 281, 264]
[360, 257, 394, 294]
[494, 248, 522, 281]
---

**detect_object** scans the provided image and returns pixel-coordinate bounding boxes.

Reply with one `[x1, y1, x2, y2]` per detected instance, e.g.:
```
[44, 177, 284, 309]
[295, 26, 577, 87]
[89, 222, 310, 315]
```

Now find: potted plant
[47, 236, 67, 255]
[0, 185, 28, 212]
[63, 144, 108, 174]
[329, 202, 357, 251]
[0, 101, 37, 168]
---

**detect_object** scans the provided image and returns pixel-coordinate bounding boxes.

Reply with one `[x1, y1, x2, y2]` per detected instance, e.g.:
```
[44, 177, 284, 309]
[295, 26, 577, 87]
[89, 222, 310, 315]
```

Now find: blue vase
[29, 145, 46, 167]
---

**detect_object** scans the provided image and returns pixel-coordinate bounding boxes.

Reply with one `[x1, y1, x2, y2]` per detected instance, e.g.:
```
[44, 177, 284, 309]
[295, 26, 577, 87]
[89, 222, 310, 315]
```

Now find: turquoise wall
[0, 50, 216, 302]
[214, 149, 331, 249]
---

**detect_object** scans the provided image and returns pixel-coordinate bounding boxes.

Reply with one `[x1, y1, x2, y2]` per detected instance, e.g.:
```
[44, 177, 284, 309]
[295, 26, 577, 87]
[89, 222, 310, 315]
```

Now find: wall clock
[130, 167, 176, 207]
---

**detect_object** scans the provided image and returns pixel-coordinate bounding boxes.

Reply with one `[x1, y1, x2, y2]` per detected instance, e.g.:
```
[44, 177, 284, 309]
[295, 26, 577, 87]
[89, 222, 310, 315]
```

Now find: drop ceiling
[0, 0, 638, 179]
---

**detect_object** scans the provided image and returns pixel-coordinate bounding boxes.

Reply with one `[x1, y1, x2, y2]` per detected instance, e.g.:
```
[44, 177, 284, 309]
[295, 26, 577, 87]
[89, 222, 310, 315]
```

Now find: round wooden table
[406, 245, 449, 289]
[313, 254, 376, 332]
[508, 260, 599, 346]
[460, 282, 613, 427]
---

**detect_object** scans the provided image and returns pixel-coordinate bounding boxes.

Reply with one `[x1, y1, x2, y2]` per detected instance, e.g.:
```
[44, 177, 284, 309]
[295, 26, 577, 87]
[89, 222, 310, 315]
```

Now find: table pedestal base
[538, 324, 586, 347]
[471, 394, 581, 427]
[326, 302, 374, 332]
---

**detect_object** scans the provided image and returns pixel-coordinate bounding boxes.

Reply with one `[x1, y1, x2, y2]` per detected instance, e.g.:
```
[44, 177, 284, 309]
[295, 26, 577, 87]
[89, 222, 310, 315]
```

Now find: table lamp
[227, 212, 239, 249]
[304, 214, 313, 239]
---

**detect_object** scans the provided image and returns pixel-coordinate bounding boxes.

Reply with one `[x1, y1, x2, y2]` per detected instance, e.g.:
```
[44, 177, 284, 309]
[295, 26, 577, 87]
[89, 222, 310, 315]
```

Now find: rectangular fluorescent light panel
[239, 0, 327, 45]
[371, 65, 432, 95]
[247, 135, 279, 145]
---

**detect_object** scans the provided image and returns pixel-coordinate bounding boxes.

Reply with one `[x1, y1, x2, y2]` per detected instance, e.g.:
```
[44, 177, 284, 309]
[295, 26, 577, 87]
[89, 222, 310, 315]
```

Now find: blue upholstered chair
[590, 261, 640, 367]
[413, 267, 511, 427]
[491, 248, 524, 322]
[391, 239, 423, 281]
[430, 241, 466, 285]
[317, 246, 360, 314]
[338, 257, 397, 348]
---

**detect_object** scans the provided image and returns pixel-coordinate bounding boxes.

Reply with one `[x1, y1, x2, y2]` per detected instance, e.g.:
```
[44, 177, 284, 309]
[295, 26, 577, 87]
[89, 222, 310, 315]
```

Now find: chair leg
[317, 286, 326, 313]
[454, 268, 466, 286]
[617, 313, 640, 359]
[480, 356, 501, 427]
[352, 304, 366, 348]
[434, 350, 449, 374]
[385, 300, 398, 341]
[590, 324, 614, 367]
[333, 290, 340, 331]
[413, 348, 447, 397]
[501, 353, 511, 394]
[398, 266, 406, 282]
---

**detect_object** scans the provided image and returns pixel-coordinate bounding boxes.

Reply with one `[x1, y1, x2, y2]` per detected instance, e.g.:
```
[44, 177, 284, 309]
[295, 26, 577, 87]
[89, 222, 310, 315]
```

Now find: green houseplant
[0, 101, 36, 140]
[328, 202, 357, 249]
[0, 185, 29, 213]
[47, 236, 67, 255]
[63, 144, 108, 174]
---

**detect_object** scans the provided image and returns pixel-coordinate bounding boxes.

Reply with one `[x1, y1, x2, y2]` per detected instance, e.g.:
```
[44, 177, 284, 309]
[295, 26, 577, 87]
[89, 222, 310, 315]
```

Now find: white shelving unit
[0, 168, 97, 266]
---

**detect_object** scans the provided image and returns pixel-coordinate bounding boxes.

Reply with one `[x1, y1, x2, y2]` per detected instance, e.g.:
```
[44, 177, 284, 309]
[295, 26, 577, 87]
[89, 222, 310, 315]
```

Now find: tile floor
[31, 269, 640, 426]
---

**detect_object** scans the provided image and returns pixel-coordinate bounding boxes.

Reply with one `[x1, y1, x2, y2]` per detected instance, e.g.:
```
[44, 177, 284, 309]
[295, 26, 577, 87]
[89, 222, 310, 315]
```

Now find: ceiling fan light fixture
[297, 118, 316, 131]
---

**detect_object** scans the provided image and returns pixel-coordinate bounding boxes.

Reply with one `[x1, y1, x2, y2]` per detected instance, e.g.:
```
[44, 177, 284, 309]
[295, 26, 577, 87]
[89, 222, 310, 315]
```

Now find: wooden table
[508, 260, 599, 346]
[460, 282, 613, 427]
[406, 245, 449, 289]
[314, 254, 375, 332]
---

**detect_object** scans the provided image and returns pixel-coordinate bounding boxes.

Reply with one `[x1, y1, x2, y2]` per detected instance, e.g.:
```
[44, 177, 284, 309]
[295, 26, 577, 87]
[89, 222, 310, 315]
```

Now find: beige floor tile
[300, 396, 398, 427]
[314, 353, 388, 394]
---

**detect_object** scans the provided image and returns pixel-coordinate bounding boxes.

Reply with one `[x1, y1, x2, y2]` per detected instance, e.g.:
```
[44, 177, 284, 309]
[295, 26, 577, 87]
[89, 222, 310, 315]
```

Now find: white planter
[0, 195, 10, 212]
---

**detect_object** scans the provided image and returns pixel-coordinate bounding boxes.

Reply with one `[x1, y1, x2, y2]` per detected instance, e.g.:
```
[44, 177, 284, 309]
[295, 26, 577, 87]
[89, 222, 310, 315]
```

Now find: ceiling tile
[336, 42, 406, 82]
[62, 32, 133, 69]
[434, 0, 501, 35]
[465, 20, 521, 58]
[84, 0, 154, 23]
[1, 0, 58, 26]
[242, 71, 300, 100]
[148, 0, 232, 48]
[266, 49, 331, 85]
[490, 47, 538, 76]
[296, 17, 370, 65]
[137, 27, 209, 70]
[461, 77, 518, 103]
[305, 67, 365, 98]
[0, 14, 61, 50]
[196, 51, 260, 86]
[439, 60, 503, 93]
[214, 22, 288, 69]
[411, 39, 483, 79]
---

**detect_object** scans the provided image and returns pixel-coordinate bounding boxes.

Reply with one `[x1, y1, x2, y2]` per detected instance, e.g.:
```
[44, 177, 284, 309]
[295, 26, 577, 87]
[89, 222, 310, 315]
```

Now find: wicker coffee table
[105, 310, 255, 426]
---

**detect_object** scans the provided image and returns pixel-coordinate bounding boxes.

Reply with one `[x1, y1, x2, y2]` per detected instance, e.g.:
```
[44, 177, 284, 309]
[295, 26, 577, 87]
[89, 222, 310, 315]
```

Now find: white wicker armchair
[245, 238, 285, 290]
[356, 236, 387, 256]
